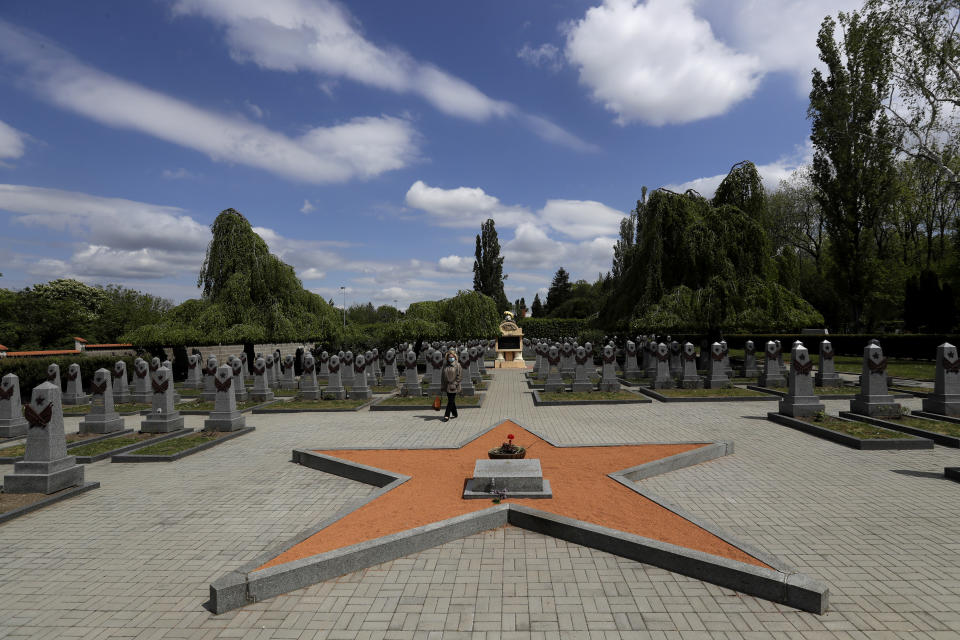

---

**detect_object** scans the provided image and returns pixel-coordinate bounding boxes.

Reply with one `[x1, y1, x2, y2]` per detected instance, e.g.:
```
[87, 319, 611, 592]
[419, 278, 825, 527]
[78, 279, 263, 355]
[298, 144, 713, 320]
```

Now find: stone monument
[814, 340, 841, 387]
[572, 345, 593, 392]
[599, 345, 620, 392]
[113, 360, 131, 404]
[759, 341, 786, 387]
[280, 354, 298, 390]
[325, 355, 346, 400]
[402, 350, 421, 396]
[231, 357, 249, 402]
[678, 342, 703, 389]
[62, 363, 89, 405]
[381, 349, 399, 388]
[341, 351, 355, 388]
[299, 353, 321, 400]
[741, 340, 760, 378]
[250, 357, 276, 403]
[428, 350, 444, 396]
[544, 346, 564, 393]
[921, 342, 960, 417]
[204, 365, 246, 431]
[0, 373, 29, 438]
[141, 366, 185, 433]
[350, 355, 372, 400]
[652, 343, 674, 389]
[79, 368, 124, 434]
[494, 310, 525, 368]
[200, 356, 219, 402]
[131, 358, 151, 402]
[704, 343, 731, 389]
[849, 342, 901, 417]
[778, 343, 825, 417]
[459, 349, 476, 396]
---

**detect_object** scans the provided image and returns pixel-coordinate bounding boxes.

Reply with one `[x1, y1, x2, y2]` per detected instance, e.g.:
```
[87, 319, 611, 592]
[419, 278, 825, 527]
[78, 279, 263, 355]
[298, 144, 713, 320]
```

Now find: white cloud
[437, 255, 473, 273]
[0, 119, 26, 160]
[503, 223, 568, 270]
[564, 0, 763, 126]
[300, 199, 315, 214]
[539, 199, 624, 239]
[0, 20, 420, 184]
[662, 140, 813, 198]
[404, 180, 536, 228]
[244, 99, 264, 118]
[170, 0, 592, 150]
[162, 167, 197, 180]
[517, 43, 563, 73]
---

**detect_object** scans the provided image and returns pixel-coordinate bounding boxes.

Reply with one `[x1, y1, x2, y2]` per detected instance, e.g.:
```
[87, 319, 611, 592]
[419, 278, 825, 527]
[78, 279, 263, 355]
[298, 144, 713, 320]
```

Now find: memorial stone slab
[459, 349, 476, 396]
[428, 350, 445, 396]
[653, 343, 675, 389]
[720, 340, 733, 377]
[849, 342, 901, 417]
[79, 368, 124, 434]
[318, 351, 330, 380]
[250, 357, 276, 403]
[324, 355, 346, 399]
[542, 346, 564, 393]
[3, 382, 84, 494]
[141, 367, 185, 433]
[381, 349, 399, 388]
[922, 342, 960, 416]
[264, 354, 279, 390]
[815, 340, 841, 387]
[131, 358, 151, 402]
[669, 341, 682, 378]
[645, 340, 658, 379]
[572, 346, 593, 392]
[599, 345, 620, 392]
[46, 363, 61, 391]
[205, 365, 246, 431]
[741, 340, 760, 378]
[402, 350, 421, 396]
[560, 342, 575, 376]
[624, 341, 640, 378]
[370, 348, 382, 379]
[297, 353, 321, 400]
[350, 355, 372, 400]
[239, 352, 251, 379]
[759, 341, 786, 387]
[779, 343, 825, 417]
[280, 354, 298, 390]
[679, 342, 703, 389]
[341, 351, 355, 388]
[200, 356, 219, 402]
[112, 360, 131, 404]
[0, 373, 29, 438]
[705, 343, 732, 389]
[62, 363, 89, 405]
[364, 350, 377, 387]
[231, 357, 249, 402]
[468, 346, 481, 382]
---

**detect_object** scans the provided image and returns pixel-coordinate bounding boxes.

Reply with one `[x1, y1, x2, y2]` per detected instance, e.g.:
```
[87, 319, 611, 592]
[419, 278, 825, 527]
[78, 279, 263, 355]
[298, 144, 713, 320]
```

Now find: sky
[0, 0, 862, 311]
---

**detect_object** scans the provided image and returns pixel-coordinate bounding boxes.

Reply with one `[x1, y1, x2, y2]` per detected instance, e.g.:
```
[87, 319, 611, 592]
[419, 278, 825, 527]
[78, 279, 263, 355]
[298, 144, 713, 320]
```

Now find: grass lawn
[174, 387, 201, 396]
[131, 431, 223, 455]
[727, 348, 934, 380]
[378, 395, 481, 406]
[371, 385, 398, 394]
[538, 391, 641, 401]
[0, 431, 121, 458]
[272, 388, 299, 397]
[879, 415, 960, 438]
[62, 402, 151, 415]
[68, 433, 162, 457]
[271, 398, 369, 410]
[760, 385, 860, 395]
[175, 400, 261, 411]
[656, 387, 769, 397]
[796, 415, 914, 439]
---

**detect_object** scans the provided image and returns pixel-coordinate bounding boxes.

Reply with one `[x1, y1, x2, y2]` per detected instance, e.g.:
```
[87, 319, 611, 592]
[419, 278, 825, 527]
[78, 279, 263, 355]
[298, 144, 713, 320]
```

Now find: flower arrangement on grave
[488, 433, 526, 459]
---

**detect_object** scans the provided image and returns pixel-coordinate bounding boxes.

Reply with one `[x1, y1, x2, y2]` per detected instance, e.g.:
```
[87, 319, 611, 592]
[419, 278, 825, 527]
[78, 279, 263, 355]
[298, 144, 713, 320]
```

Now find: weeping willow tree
[124, 209, 341, 349]
[602, 162, 824, 333]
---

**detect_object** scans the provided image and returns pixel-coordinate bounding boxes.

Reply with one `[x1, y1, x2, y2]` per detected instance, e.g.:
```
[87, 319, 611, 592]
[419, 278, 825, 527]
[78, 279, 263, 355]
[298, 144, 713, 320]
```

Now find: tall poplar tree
[808, 10, 899, 328]
[472, 218, 509, 312]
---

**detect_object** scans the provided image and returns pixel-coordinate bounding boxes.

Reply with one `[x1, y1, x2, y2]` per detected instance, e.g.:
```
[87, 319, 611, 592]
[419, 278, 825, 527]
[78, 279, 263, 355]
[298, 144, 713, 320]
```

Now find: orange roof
[73, 337, 88, 343]
[86, 343, 133, 348]
[5, 350, 81, 357]
[0, 344, 8, 351]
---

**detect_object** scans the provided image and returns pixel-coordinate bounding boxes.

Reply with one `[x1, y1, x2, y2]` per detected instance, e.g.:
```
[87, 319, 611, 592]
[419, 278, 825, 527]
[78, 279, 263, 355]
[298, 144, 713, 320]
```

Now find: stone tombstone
[849, 342, 901, 417]
[0, 373, 29, 438]
[62, 363, 89, 405]
[572, 345, 593, 392]
[280, 354, 298, 390]
[349, 355, 372, 400]
[364, 350, 377, 387]
[150, 357, 161, 375]
[741, 340, 760, 378]
[200, 355, 219, 402]
[599, 344, 620, 392]
[162, 360, 172, 372]
[560, 342, 575, 376]
[324, 355, 346, 400]
[402, 350, 421, 396]
[318, 351, 330, 380]
[779, 343, 825, 417]
[141, 366, 185, 433]
[250, 357, 276, 403]
[523, 337, 534, 359]
[79, 368, 124, 434]
[112, 360, 131, 404]
[381, 349, 399, 388]
[653, 343, 674, 389]
[239, 351, 251, 379]
[704, 343, 731, 389]
[639, 337, 650, 374]
[131, 358, 151, 402]
[679, 342, 703, 389]
[341, 351, 355, 387]
[231, 357, 249, 402]
[775, 340, 785, 369]
[273, 349, 282, 370]
[478, 341, 488, 375]
[46, 363, 61, 390]
[264, 354, 279, 390]
[3, 382, 85, 494]
[922, 342, 960, 416]
[184, 354, 203, 390]
[296, 353, 321, 400]
[669, 341, 682, 378]
[759, 341, 786, 387]
[204, 365, 246, 432]
[645, 340, 659, 379]
[370, 348, 382, 379]
[533, 342, 545, 377]
[814, 340, 841, 387]
[624, 340, 640, 378]
[459, 349, 476, 396]
[544, 345, 564, 393]
[467, 346, 481, 382]
[428, 350, 445, 396]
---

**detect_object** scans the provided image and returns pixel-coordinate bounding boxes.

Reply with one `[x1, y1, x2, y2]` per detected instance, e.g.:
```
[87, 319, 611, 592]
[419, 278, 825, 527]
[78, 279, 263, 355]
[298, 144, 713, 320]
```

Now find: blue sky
[0, 0, 860, 310]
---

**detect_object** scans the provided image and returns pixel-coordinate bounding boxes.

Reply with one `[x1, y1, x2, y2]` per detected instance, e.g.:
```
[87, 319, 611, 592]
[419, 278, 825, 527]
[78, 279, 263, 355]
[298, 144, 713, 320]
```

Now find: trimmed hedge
[0, 355, 139, 398]
[517, 318, 589, 340]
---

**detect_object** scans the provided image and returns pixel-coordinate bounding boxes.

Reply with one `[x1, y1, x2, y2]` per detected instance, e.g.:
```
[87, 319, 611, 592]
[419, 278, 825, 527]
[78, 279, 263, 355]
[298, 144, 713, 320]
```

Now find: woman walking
[442, 349, 462, 422]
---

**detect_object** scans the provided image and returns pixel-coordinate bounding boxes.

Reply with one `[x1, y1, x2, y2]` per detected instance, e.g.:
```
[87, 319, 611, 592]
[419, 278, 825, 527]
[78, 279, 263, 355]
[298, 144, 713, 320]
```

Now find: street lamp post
[340, 286, 346, 328]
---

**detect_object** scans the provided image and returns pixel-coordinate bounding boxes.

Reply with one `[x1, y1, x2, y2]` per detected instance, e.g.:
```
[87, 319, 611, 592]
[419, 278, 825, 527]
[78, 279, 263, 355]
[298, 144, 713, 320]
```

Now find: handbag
[433, 395, 442, 411]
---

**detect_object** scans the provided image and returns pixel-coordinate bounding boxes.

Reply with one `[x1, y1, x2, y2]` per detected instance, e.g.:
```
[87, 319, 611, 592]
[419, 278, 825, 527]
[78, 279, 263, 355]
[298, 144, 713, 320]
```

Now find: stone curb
[111, 427, 255, 462]
[0, 481, 100, 526]
[530, 390, 651, 406]
[208, 419, 828, 615]
[369, 393, 484, 412]
[0, 429, 136, 464]
[891, 387, 930, 397]
[252, 399, 375, 413]
[73, 429, 195, 464]
[838, 412, 960, 448]
[914, 410, 960, 425]
[946, 467, 959, 482]
[63, 405, 151, 417]
[168, 400, 279, 416]
[639, 387, 777, 403]
[746, 385, 857, 399]
[767, 412, 934, 450]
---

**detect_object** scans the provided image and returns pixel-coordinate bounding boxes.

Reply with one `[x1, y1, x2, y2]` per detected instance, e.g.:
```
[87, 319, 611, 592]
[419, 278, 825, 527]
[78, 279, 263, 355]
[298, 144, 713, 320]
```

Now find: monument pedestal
[4, 457, 84, 494]
[463, 459, 552, 499]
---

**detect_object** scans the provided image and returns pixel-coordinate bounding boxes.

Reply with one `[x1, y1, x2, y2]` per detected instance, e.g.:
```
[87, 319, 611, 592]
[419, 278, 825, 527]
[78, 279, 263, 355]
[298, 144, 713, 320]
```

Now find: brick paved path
[1, 369, 958, 639]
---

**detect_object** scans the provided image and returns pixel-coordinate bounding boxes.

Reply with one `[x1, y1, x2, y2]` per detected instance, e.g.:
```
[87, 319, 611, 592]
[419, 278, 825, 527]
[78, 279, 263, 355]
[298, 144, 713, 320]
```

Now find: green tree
[545, 267, 572, 316]
[530, 293, 543, 317]
[473, 219, 509, 312]
[808, 9, 900, 328]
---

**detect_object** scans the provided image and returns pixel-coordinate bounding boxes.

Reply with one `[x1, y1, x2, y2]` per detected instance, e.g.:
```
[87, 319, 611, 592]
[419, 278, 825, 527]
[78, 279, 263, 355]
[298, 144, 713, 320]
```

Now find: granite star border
[208, 418, 829, 615]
